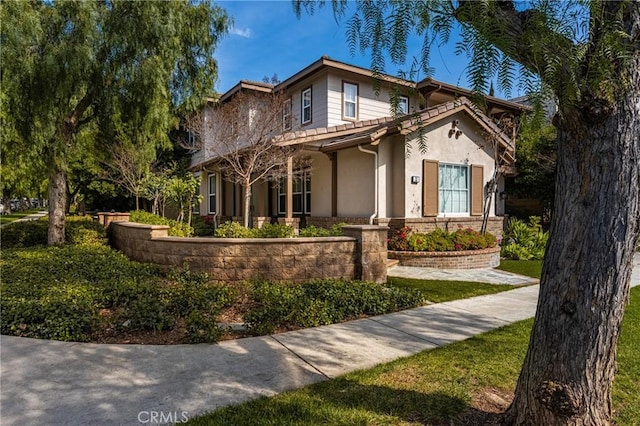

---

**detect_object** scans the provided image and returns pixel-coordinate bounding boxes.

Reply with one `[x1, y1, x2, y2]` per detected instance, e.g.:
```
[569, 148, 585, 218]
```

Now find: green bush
[65, 217, 108, 246]
[254, 223, 294, 238]
[299, 225, 331, 237]
[214, 221, 295, 238]
[191, 215, 217, 237]
[501, 216, 549, 260]
[1, 216, 107, 248]
[394, 227, 497, 252]
[243, 279, 424, 335]
[1, 245, 235, 343]
[129, 210, 193, 237]
[214, 221, 256, 238]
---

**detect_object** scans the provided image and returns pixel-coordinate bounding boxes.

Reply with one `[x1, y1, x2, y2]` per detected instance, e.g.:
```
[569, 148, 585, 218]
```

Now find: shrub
[214, 221, 295, 238]
[391, 227, 497, 252]
[191, 215, 217, 237]
[214, 221, 256, 238]
[1, 216, 107, 248]
[65, 217, 107, 246]
[1, 245, 235, 343]
[129, 210, 193, 237]
[254, 223, 294, 238]
[298, 223, 346, 237]
[388, 227, 411, 251]
[243, 279, 423, 335]
[501, 216, 549, 260]
[299, 225, 331, 237]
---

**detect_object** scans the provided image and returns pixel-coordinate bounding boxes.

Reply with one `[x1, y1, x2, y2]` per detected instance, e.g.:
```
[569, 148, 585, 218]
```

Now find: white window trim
[438, 163, 470, 217]
[342, 81, 358, 120]
[398, 95, 409, 115]
[208, 173, 217, 215]
[278, 171, 311, 215]
[301, 87, 312, 125]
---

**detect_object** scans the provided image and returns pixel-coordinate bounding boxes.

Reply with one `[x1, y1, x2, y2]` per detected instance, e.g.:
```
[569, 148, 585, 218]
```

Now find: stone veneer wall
[110, 221, 388, 283]
[389, 246, 501, 269]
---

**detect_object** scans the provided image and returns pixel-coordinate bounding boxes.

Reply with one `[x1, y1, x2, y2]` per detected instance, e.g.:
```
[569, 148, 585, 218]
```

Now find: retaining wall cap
[112, 221, 170, 230]
[342, 225, 390, 230]
[155, 236, 355, 243]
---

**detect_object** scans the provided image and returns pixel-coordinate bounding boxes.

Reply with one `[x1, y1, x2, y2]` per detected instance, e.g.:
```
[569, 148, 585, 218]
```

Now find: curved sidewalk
[1, 256, 638, 426]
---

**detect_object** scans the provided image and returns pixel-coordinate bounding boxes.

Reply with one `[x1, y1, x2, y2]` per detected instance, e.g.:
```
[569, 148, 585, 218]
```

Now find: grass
[387, 277, 514, 303]
[496, 259, 543, 279]
[188, 286, 640, 425]
[0, 209, 43, 225]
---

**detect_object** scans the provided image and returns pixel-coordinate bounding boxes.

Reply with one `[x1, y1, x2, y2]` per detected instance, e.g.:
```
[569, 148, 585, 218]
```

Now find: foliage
[254, 223, 294, 238]
[191, 215, 218, 237]
[213, 221, 295, 238]
[184, 90, 302, 227]
[243, 279, 424, 335]
[166, 173, 202, 224]
[1, 217, 107, 248]
[501, 217, 548, 260]
[298, 225, 332, 237]
[1, 1, 229, 244]
[506, 119, 557, 212]
[214, 221, 256, 238]
[389, 227, 497, 252]
[0, 246, 234, 343]
[129, 210, 193, 237]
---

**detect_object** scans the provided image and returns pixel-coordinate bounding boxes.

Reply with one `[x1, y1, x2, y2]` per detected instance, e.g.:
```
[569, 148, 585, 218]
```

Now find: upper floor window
[398, 95, 409, 115]
[343, 82, 358, 120]
[301, 87, 312, 124]
[282, 98, 292, 130]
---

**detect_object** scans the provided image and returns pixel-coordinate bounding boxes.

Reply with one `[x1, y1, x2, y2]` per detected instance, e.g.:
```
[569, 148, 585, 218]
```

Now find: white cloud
[230, 27, 252, 38]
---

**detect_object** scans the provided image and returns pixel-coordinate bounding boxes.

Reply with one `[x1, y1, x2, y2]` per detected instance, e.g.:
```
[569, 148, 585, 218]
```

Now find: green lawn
[188, 287, 640, 425]
[497, 259, 543, 279]
[0, 209, 43, 225]
[387, 277, 514, 303]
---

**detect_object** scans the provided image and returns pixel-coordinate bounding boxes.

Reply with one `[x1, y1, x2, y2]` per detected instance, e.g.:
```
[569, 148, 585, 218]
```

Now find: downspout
[358, 144, 378, 225]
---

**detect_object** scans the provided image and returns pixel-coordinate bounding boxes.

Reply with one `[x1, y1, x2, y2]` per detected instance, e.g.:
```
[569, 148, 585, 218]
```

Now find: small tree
[186, 91, 300, 227]
[166, 173, 201, 225]
[104, 142, 155, 211]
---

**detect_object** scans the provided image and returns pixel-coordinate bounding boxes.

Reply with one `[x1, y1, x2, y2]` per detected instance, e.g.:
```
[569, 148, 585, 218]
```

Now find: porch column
[286, 156, 293, 219]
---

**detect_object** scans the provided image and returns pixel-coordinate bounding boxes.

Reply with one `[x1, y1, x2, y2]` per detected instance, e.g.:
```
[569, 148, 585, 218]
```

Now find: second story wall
[289, 72, 329, 129]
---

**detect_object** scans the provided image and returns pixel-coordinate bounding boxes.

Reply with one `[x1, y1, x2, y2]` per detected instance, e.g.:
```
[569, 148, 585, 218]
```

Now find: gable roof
[275, 97, 514, 156]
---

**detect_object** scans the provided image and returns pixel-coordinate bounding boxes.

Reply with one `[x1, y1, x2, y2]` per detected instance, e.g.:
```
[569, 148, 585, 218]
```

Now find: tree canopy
[296, 1, 639, 424]
[1, 0, 229, 243]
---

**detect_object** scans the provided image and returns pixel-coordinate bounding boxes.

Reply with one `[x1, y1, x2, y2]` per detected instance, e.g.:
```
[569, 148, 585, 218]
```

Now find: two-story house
[190, 56, 528, 236]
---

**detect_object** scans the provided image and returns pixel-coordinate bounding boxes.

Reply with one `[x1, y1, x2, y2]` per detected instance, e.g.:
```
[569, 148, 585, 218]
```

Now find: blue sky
[214, 1, 492, 96]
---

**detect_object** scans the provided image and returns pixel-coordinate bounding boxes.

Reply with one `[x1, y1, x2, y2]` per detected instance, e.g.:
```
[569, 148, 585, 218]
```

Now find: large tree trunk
[505, 52, 640, 425]
[48, 167, 67, 245]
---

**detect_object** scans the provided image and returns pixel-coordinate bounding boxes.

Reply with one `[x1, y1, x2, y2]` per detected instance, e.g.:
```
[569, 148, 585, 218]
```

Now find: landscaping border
[388, 246, 501, 269]
[110, 221, 388, 283]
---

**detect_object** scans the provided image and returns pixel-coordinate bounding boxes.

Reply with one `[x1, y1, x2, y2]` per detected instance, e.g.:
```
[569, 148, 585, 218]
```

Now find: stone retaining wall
[385, 217, 505, 239]
[110, 222, 388, 283]
[388, 246, 501, 269]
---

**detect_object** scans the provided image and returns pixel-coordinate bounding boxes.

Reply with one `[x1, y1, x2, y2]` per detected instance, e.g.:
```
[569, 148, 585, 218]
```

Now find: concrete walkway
[388, 264, 539, 286]
[1, 255, 638, 426]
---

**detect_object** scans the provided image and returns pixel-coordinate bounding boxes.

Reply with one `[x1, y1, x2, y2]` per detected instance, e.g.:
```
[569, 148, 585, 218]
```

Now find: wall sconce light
[411, 176, 420, 184]
[448, 119, 463, 139]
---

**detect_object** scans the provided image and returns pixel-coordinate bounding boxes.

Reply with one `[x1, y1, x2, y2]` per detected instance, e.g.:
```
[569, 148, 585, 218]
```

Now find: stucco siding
[404, 111, 498, 218]
[337, 147, 375, 217]
[309, 152, 333, 217]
